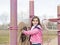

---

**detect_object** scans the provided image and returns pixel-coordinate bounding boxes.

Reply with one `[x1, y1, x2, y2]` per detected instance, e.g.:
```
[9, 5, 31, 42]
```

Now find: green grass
[0, 30, 9, 44]
[0, 30, 57, 44]
[0, 35, 9, 44]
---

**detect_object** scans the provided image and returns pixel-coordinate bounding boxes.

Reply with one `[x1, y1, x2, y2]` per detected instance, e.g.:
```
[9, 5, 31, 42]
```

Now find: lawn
[0, 30, 58, 45]
[0, 35, 9, 43]
[0, 30, 9, 44]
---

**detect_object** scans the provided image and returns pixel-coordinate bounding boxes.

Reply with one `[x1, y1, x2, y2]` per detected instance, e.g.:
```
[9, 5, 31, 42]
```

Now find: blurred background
[0, 0, 60, 45]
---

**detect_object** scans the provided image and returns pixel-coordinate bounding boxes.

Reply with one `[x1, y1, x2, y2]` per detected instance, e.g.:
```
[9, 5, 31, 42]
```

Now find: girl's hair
[31, 16, 42, 27]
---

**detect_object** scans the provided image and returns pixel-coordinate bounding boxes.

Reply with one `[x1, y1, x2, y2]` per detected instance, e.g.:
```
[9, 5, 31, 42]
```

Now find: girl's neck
[33, 24, 38, 27]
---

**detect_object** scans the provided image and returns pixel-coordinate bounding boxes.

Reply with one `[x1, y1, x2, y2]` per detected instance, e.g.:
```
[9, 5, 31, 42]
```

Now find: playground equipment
[48, 6, 60, 45]
[9, 0, 34, 45]
[9, 0, 17, 45]
[41, 5, 60, 45]
[42, 19, 58, 45]
[9, 0, 60, 45]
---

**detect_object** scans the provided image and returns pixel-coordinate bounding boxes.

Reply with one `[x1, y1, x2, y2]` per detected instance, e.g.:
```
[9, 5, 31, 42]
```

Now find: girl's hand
[22, 30, 25, 33]
[22, 30, 24, 33]
[27, 27, 31, 30]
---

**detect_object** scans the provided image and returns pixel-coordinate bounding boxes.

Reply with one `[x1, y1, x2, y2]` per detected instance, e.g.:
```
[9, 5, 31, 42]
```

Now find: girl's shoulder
[35, 25, 42, 30]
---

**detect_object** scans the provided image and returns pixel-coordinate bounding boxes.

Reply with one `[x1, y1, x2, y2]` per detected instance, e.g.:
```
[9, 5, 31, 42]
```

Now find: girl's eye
[36, 20, 38, 21]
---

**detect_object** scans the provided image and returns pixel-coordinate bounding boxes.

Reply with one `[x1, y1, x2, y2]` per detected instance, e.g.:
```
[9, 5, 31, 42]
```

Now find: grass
[0, 35, 9, 44]
[0, 30, 58, 44]
[0, 30, 9, 44]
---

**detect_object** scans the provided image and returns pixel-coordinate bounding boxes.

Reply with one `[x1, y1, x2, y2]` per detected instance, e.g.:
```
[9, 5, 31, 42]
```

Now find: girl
[22, 16, 43, 45]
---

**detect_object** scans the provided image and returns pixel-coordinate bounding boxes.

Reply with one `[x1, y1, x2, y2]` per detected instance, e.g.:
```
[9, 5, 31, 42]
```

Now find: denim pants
[32, 43, 41, 45]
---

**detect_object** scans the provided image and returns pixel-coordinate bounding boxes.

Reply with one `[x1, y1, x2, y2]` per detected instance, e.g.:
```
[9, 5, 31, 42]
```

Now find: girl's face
[32, 18, 38, 26]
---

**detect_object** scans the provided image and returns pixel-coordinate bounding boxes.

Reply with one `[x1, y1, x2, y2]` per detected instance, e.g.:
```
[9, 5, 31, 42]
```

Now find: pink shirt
[23, 25, 43, 43]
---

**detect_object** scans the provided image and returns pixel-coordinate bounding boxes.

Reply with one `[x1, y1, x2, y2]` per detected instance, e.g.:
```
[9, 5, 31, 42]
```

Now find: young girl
[22, 16, 43, 45]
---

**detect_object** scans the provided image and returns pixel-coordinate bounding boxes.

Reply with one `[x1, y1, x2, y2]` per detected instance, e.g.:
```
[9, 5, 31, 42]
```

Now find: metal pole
[29, 0, 34, 21]
[29, 0, 34, 45]
[10, 0, 17, 45]
[57, 6, 60, 45]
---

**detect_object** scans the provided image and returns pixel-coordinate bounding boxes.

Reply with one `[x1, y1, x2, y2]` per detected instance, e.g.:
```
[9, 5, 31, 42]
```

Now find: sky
[0, 0, 60, 24]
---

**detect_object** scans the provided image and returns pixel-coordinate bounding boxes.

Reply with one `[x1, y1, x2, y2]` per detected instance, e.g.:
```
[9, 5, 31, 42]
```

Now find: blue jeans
[32, 43, 41, 45]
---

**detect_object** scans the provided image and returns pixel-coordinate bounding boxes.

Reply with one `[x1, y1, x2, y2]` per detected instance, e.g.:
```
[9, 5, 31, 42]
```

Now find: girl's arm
[22, 28, 40, 35]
